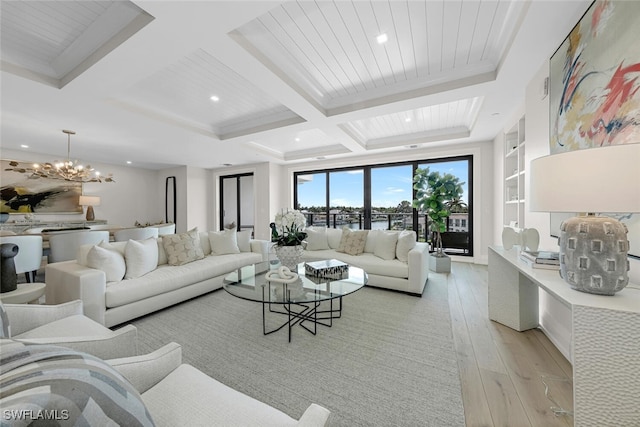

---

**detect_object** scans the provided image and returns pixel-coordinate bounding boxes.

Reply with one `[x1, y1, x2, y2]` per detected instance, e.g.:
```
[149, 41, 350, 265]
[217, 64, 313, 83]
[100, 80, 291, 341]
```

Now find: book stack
[519, 250, 560, 270]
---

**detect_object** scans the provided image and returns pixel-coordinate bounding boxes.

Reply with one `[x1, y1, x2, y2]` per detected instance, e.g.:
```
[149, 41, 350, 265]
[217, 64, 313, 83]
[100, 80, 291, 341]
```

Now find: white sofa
[45, 231, 268, 327]
[300, 227, 429, 295]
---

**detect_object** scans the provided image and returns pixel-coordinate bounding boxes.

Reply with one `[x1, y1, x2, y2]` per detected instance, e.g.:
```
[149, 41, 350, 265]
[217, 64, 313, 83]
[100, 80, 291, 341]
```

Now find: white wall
[1, 148, 160, 228]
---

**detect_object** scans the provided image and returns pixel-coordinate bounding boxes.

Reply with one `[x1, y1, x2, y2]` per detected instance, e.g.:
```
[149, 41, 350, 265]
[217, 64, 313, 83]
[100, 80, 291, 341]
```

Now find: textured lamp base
[86, 206, 95, 221]
[559, 215, 630, 296]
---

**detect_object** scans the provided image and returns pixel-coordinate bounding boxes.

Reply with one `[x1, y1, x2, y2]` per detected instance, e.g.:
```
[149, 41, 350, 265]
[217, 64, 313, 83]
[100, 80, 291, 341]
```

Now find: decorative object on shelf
[501, 227, 519, 250]
[530, 144, 640, 295]
[0, 243, 18, 293]
[412, 166, 464, 273]
[79, 195, 100, 221]
[305, 259, 349, 280]
[501, 227, 539, 252]
[270, 209, 307, 271]
[4, 130, 114, 183]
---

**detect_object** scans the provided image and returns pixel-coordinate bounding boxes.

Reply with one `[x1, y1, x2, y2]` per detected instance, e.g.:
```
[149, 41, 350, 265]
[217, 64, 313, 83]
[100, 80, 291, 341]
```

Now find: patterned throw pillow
[0, 340, 155, 426]
[337, 228, 369, 256]
[162, 228, 205, 266]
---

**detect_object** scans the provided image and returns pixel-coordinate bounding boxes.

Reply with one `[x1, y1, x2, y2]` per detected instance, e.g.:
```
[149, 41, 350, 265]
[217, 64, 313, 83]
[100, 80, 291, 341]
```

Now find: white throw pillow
[337, 228, 368, 255]
[396, 230, 417, 262]
[124, 238, 159, 279]
[208, 229, 240, 255]
[237, 230, 252, 252]
[199, 231, 211, 255]
[163, 228, 205, 266]
[364, 230, 380, 253]
[305, 226, 329, 251]
[374, 231, 399, 260]
[87, 245, 126, 282]
[327, 228, 343, 249]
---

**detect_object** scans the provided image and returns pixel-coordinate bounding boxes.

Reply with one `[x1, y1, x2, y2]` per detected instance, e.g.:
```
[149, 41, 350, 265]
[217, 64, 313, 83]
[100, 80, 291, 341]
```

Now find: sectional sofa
[300, 227, 429, 295]
[45, 229, 268, 327]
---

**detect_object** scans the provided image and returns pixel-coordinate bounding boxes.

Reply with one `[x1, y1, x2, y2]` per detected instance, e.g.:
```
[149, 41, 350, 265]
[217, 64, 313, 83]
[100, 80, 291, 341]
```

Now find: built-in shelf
[503, 115, 525, 229]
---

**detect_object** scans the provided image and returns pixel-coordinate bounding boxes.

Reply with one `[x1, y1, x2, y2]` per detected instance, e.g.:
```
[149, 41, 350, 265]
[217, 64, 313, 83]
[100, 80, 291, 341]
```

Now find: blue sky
[297, 160, 469, 208]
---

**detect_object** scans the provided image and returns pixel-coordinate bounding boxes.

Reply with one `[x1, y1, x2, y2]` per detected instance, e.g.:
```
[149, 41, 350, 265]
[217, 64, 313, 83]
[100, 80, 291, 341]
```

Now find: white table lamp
[79, 195, 101, 221]
[529, 143, 640, 295]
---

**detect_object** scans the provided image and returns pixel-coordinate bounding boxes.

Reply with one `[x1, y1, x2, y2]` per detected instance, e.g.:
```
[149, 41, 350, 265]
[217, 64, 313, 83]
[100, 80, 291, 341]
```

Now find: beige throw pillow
[162, 228, 205, 266]
[337, 228, 369, 255]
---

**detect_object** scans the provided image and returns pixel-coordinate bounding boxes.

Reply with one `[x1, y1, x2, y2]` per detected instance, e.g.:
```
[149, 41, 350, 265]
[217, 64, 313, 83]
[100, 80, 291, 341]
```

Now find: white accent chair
[48, 230, 109, 263]
[114, 227, 159, 242]
[2, 300, 138, 359]
[0, 235, 43, 282]
[108, 343, 330, 426]
[155, 223, 175, 236]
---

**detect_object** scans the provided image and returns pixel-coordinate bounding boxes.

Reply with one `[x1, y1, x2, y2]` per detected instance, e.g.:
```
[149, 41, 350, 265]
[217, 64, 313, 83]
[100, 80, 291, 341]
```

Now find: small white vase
[274, 245, 303, 271]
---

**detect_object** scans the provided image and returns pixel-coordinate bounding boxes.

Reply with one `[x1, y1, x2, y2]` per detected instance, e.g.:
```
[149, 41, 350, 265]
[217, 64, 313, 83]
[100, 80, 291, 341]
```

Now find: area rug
[132, 277, 465, 426]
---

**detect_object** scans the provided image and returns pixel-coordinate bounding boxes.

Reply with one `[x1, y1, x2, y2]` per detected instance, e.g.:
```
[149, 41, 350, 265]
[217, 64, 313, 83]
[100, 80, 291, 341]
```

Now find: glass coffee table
[223, 261, 367, 342]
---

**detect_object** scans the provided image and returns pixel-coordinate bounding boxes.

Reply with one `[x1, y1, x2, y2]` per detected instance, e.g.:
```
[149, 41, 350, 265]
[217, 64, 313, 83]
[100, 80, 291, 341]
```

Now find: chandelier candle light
[5, 130, 114, 183]
[529, 144, 640, 295]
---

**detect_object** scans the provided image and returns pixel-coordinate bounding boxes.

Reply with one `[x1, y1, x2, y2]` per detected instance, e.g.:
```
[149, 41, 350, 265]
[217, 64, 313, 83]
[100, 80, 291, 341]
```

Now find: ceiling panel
[0, 0, 152, 87]
[235, 0, 523, 110]
[121, 49, 301, 137]
[344, 98, 481, 145]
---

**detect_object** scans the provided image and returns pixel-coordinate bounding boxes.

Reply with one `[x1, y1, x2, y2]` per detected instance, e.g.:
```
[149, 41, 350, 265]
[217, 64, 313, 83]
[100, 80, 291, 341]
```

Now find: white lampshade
[530, 144, 640, 213]
[78, 195, 101, 207]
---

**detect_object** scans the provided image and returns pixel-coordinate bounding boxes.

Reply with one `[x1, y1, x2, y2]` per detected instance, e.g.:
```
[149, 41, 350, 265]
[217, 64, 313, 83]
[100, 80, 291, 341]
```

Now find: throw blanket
[0, 339, 154, 426]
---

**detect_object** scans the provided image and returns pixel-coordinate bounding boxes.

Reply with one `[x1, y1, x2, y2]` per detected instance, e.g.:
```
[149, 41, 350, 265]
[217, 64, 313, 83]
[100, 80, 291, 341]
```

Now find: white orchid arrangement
[270, 209, 307, 246]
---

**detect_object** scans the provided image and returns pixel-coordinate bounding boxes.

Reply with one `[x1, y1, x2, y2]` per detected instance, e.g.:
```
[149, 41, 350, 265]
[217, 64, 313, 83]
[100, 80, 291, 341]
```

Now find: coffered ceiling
[0, 1, 591, 170]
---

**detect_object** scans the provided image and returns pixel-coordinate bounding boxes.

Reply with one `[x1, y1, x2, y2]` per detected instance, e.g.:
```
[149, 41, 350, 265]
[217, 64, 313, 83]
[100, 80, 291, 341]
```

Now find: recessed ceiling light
[376, 33, 388, 44]
[491, 112, 500, 116]
[405, 117, 412, 123]
[222, 163, 233, 167]
[210, 95, 220, 102]
[20, 144, 29, 148]
[316, 156, 326, 160]
[295, 138, 300, 142]
[126, 161, 132, 164]
[406, 145, 419, 149]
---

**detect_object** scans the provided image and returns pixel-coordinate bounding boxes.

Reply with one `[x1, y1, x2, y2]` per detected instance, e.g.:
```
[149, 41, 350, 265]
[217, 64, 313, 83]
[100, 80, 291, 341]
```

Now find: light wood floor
[447, 262, 574, 427]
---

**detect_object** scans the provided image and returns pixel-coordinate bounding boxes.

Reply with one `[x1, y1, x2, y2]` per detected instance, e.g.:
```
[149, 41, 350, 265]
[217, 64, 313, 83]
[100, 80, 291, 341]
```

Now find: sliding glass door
[220, 173, 254, 234]
[294, 156, 472, 256]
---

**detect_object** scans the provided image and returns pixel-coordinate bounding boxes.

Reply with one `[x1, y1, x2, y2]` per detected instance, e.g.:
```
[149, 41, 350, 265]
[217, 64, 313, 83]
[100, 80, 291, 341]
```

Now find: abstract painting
[550, 0, 640, 152]
[1, 160, 82, 214]
[549, 0, 640, 258]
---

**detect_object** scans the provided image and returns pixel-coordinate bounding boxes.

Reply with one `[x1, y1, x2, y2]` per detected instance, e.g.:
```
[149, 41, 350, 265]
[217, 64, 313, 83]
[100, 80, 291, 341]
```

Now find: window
[294, 156, 473, 256]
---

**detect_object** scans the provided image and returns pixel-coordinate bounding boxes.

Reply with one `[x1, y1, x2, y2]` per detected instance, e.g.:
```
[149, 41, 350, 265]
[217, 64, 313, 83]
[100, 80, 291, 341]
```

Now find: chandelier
[6, 130, 114, 183]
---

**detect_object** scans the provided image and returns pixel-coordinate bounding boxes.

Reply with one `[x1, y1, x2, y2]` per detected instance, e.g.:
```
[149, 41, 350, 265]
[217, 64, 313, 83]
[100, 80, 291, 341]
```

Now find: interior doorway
[220, 173, 254, 234]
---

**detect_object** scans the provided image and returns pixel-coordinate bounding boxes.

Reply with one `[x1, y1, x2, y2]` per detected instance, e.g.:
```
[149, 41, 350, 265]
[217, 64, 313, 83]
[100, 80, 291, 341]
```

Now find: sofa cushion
[209, 229, 240, 255]
[337, 228, 368, 255]
[327, 228, 342, 249]
[142, 364, 297, 426]
[105, 252, 262, 308]
[305, 226, 329, 250]
[163, 228, 205, 266]
[125, 238, 159, 279]
[0, 302, 10, 338]
[396, 230, 417, 262]
[87, 244, 126, 282]
[14, 314, 111, 339]
[374, 231, 399, 260]
[301, 250, 408, 279]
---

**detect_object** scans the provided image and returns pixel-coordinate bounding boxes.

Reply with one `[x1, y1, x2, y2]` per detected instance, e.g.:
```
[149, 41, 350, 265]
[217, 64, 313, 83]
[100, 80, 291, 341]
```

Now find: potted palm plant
[412, 167, 464, 273]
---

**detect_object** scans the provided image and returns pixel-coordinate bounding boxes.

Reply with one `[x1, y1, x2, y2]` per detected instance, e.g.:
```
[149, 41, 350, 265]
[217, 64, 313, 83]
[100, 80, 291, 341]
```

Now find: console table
[488, 246, 640, 426]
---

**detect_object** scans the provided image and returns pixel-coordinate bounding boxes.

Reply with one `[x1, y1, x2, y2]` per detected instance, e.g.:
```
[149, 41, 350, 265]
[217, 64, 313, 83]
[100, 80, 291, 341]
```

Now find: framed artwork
[548, 0, 640, 259]
[1, 160, 82, 214]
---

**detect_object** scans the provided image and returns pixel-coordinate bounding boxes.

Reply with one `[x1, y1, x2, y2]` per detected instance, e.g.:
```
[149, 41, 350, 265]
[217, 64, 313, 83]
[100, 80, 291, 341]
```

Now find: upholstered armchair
[1, 300, 137, 359]
[108, 342, 331, 426]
